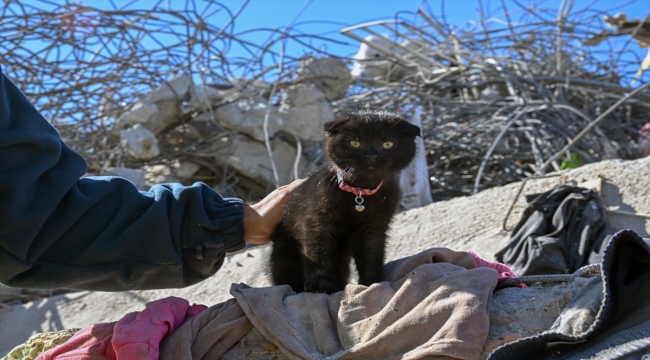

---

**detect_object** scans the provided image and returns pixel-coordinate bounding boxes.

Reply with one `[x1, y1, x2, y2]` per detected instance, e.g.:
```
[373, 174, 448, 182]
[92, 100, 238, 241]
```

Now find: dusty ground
[2, 156, 649, 356]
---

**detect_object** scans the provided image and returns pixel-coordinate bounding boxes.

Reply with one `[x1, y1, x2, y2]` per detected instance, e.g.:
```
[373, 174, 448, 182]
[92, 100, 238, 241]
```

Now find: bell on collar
[354, 194, 365, 212]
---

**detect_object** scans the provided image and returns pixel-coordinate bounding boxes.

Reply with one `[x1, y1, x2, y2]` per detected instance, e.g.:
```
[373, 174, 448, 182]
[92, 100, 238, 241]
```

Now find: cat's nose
[365, 147, 379, 160]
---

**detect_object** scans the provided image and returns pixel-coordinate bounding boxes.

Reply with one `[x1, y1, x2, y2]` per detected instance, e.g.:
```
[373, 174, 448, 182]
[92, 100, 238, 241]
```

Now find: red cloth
[36, 296, 207, 360]
[468, 251, 527, 288]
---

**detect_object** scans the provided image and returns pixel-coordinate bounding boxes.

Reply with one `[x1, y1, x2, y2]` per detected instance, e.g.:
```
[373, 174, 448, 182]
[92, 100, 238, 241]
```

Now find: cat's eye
[350, 140, 361, 148]
[382, 141, 394, 149]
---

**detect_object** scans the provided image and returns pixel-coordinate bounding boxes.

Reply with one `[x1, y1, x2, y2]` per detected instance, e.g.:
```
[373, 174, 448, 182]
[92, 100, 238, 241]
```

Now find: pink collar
[335, 168, 384, 196]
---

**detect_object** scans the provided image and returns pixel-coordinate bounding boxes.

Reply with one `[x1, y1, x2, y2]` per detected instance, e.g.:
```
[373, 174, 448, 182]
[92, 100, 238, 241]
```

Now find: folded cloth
[36, 297, 206, 360]
[160, 247, 500, 360]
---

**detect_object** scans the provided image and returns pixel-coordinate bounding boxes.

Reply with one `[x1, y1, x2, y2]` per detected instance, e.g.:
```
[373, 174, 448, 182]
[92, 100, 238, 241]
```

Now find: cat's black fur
[268, 110, 420, 294]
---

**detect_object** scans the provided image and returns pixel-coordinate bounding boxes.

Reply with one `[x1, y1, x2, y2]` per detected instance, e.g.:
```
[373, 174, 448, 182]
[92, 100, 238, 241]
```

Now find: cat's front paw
[304, 275, 342, 294]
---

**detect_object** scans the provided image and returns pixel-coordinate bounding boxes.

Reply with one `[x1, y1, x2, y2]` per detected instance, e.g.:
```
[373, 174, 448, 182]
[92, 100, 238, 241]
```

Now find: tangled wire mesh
[1, 0, 649, 203]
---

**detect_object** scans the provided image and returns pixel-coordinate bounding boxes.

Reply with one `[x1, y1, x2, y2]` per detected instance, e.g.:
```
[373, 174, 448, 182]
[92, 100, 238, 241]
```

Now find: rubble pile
[2, 1, 649, 203]
[97, 56, 351, 198]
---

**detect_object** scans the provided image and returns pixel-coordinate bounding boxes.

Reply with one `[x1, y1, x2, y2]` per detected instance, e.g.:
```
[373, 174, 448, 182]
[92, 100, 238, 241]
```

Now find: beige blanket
[160, 248, 498, 360]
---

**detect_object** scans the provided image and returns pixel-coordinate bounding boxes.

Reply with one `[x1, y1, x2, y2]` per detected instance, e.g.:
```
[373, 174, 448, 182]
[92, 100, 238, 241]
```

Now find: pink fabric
[468, 251, 526, 288]
[639, 123, 650, 158]
[36, 296, 207, 360]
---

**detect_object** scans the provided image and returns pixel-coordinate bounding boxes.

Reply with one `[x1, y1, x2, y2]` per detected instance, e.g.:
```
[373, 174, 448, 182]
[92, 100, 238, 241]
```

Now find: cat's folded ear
[399, 120, 422, 138]
[324, 116, 350, 134]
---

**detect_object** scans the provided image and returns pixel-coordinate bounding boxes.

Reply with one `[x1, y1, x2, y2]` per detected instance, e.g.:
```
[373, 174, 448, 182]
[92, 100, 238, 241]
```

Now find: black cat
[268, 110, 421, 294]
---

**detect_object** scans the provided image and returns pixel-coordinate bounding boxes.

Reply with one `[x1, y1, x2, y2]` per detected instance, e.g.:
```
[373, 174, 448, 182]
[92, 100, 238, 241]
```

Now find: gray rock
[297, 57, 352, 101]
[120, 124, 160, 160]
[172, 160, 202, 179]
[104, 167, 147, 191]
[113, 98, 182, 135]
[143, 164, 181, 187]
[112, 75, 190, 134]
[187, 84, 224, 111]
[215, 97, 283, 142]
[279, 84, 334, 141]
[227, 78, 271, 98]
[143, 74, 192, 103]
[191, 111, 217, 122]
[227, 135, 306, 186]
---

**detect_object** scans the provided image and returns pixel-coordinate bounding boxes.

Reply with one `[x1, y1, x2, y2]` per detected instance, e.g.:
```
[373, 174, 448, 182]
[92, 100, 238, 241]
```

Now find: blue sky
[22, 0, 648, 59]
[210, 0, 649, 58]
[11, 0, 650, 86]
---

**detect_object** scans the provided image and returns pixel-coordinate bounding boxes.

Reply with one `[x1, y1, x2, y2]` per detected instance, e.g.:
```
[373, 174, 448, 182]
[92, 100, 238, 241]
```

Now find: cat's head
[323, 110, 420, 178]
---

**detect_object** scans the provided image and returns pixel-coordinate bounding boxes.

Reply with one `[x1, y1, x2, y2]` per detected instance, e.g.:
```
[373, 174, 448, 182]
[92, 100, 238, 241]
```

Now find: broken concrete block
[120, 124, 160, 160]
[350, 35, 427, 82]
[165, 123, 202, 146]
[113, 99, 182, 135]
[227, 78, 271, 98]
[297, 57, 352, 101]
[112, 75, 189, 134]
[279, 84, 335, 141]
[215, 96, 283, 142]
[191, 111, 217, 122]
[114, 101, 157, 127]
[173, 160, 202, 178]
[187, 84, 224, 110]
[143, 164, 181, 187]
[104, 167, 147, 191]
[227, 135, 306, 186]
[143, 74, 192, 103]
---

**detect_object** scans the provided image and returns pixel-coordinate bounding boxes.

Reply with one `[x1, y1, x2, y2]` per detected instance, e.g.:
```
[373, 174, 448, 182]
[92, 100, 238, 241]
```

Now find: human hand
[243, 178, 306, 245]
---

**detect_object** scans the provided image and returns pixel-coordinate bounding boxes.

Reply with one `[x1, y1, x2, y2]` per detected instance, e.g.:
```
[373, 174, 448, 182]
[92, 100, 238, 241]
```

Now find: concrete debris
[226, 78, 271, 98]
[191, 111, 217, 122]
[215, 96, 284, 142]
[227, 135, 306, 186]
[104, 167, 147, 191]
[120, 124, 160, 160]
[142, 74, 192, 103]
[172, 160, 202, 179]
[399, 110, 433, 210]
[112, 74, 191, 134]
[112, 101, 157, 131]
[143, 164, 180, 187]
[296, 57, 352, 101]
[350, 34, 425, 81]
[113, 97, 182, 135]
[279, 84, 334, 141]
[187, 84, 224, 110]
[165, 123, 202, 146]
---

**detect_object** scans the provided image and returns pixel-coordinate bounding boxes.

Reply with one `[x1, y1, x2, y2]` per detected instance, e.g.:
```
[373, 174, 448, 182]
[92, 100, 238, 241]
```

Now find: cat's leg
[351, 228, 387, 287]
[335, 246, 352, 289]
[300, 232, 344, 294]
[269, 225, 306, 292]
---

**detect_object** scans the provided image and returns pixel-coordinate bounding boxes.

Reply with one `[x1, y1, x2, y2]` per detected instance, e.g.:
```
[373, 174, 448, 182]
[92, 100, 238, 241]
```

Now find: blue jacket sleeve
[0, 67, 245, 291]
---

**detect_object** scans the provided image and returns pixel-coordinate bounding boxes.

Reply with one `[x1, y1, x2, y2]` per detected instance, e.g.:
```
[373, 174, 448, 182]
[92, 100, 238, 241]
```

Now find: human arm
[0, 67, 243, 291]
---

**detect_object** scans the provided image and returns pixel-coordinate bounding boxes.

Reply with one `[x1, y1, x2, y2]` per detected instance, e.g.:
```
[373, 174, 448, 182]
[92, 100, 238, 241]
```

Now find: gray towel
[160, 247, 498, 360]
